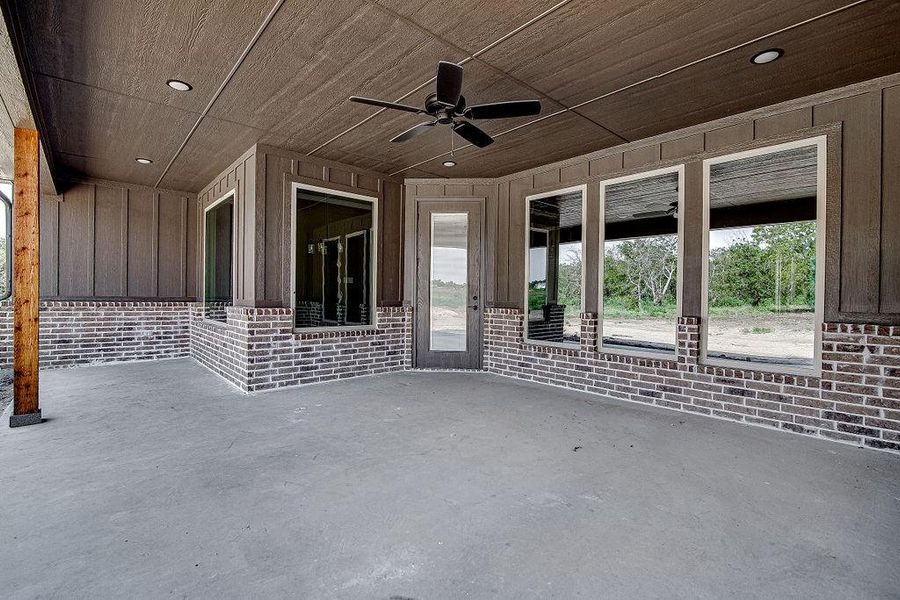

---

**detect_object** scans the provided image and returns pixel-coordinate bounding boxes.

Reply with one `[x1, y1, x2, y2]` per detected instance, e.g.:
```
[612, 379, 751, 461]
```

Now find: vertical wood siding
[40, 181, 195, 300]
[195, 146, 406, 308]
[407, 78, 900, 325]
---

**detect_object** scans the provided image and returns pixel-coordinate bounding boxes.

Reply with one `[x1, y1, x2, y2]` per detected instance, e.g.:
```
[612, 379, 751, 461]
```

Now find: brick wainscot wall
[484, 308, 900, 454]
[190, 306, 413, 392]
[0, 301, 191, 370]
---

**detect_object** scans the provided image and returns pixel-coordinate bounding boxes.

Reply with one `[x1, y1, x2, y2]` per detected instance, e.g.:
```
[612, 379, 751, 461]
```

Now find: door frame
[406, 197, 486, 369]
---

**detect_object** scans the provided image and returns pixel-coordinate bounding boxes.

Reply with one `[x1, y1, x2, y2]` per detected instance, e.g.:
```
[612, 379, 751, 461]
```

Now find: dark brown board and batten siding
[40, 180, 196, 300]
[406, 75, 900, 325]
[196, 145, 405, 309]
[402, 182, 500, 307]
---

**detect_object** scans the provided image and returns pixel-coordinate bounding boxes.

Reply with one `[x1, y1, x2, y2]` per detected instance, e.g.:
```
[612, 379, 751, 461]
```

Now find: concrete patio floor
[1, 359, 898, 599]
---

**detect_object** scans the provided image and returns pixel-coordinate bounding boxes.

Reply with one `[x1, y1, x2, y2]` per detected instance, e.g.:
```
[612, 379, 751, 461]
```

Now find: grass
[708, 304, 814, 318]
[602, 297, 677, 319]
[600, 297, 814, 321]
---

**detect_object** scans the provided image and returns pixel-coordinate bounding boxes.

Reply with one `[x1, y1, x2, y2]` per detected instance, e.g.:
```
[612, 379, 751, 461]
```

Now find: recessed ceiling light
[135, 157, 153, 165]
[751, 48, 784, 65]
[442, 160, 457, 167]
[166, 79, 192, 91]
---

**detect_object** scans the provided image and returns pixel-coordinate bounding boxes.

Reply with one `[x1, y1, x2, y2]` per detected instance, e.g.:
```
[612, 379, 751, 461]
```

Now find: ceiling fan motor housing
[349, 61, 542, 149]
[425, 93, 466, 122]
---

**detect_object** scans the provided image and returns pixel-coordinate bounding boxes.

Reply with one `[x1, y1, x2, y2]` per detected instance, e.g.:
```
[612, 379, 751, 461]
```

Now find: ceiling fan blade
[452, 121, 494, 148]
[390, 121, 437, 143]
[436, 61, 463, 107]
[350, 96, 423, 114]
[466, 100, 542, 120]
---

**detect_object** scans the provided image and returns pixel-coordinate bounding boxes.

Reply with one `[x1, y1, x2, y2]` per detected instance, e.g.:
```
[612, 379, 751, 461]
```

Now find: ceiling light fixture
[135, 157, 153, 165]
[441, 126, 458, 168]
[750, 48, 784, 64]
[166, 79, 193, 91]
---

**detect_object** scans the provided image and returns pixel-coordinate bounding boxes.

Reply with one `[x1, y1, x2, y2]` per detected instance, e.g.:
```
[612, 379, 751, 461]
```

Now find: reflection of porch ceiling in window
[605, 172, 679, 223]
[710, 145, 818, 209]
[432, 215, 468, 250]
[603, 145, 817, 225]
[530, 192, 582, 229]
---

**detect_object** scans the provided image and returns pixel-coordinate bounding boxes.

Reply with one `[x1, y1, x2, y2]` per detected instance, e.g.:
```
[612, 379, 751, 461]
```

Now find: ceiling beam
[153, 0, 287, 188]
[390, 0, 875, 176]
[304, 0, 582, 158]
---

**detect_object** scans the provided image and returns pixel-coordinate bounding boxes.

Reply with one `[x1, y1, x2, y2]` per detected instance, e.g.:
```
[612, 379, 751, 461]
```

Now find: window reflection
[706, 144, 819, 366]
[295, 188, 374, 329]
[527, 190, 583, 345]
[0, 183, 10, 300]
[602, 170, 680, 353]
[430, 213, 468, 351]
[203, 195, 234, 321]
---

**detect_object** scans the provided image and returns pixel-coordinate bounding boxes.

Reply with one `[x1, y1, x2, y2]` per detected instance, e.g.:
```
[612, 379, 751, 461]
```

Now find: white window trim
[597, 165, 685, 359]
[202, 190, 237, 318]
[700, 135, 827, 376]
[290, 182, 378, 332]
[523, 184, 587, 348]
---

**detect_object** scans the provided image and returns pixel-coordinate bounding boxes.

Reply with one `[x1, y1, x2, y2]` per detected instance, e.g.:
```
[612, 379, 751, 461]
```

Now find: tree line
[540, 221, 816, 317]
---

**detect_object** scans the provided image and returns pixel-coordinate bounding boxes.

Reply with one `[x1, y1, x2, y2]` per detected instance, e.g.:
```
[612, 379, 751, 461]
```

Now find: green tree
[709, 221, 815, 310]
[604, 235, 677, 311]
[557, 246, 582, 317]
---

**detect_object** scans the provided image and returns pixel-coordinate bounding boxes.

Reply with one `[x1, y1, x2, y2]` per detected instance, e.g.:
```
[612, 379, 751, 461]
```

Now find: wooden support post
[10, 127, 41, 427]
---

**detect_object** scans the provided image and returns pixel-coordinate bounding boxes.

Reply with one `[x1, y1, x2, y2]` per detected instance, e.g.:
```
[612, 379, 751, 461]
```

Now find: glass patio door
[415, 200, 483, 369]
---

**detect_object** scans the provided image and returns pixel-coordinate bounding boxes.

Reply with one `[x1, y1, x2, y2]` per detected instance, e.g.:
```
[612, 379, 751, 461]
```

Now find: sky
[432, 247, 467, 284]
[603, 227, 754, 253]
[709, 226, 753, 250]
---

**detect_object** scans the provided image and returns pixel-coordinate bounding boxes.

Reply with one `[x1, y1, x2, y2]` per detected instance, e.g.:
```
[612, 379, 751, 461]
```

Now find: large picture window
[600, 167, 682, 355]
[203, 192, 235, 321]
[525, 186, 584, 346]
[703, 138, 825, 370]
[292, 184, 376, 329]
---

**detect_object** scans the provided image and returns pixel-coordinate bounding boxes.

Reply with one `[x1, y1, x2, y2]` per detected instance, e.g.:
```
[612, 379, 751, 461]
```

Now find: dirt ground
[604, 312, 815, 360]
[426, 307, 814, 361]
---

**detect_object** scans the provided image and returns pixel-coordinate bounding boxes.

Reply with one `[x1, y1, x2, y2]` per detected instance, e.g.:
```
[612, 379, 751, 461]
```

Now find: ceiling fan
[633, 200, 678, 219]
[350, 61, 542, 148]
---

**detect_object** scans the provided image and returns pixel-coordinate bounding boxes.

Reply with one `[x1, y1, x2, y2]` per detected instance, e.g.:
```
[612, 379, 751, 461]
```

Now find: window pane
[527, 191, 582, 345]
[528, 229, 548, 316]
[204, 196, 234, 321]
[295, 188, 374, 329]
[430, 213, 468, 351]
[707, 145, 818, 366]
[603, 172, 679, 353]
[0, 182, 10, 300]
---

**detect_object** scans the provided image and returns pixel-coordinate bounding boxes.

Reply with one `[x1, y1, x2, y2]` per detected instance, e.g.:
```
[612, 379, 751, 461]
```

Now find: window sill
[702, 355, 818, 378]
[599, 343, 676, 362]
[293, 323, 379, 337]
[200, 317, 230, 328]
[523, 338, 581, 352]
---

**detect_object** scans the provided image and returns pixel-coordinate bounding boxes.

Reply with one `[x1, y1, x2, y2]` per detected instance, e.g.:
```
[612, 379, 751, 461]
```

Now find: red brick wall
[485, 308, 900, 453]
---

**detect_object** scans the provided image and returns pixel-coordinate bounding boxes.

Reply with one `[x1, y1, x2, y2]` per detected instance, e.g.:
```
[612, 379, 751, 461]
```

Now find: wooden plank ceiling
[5, 0, 900, 192]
